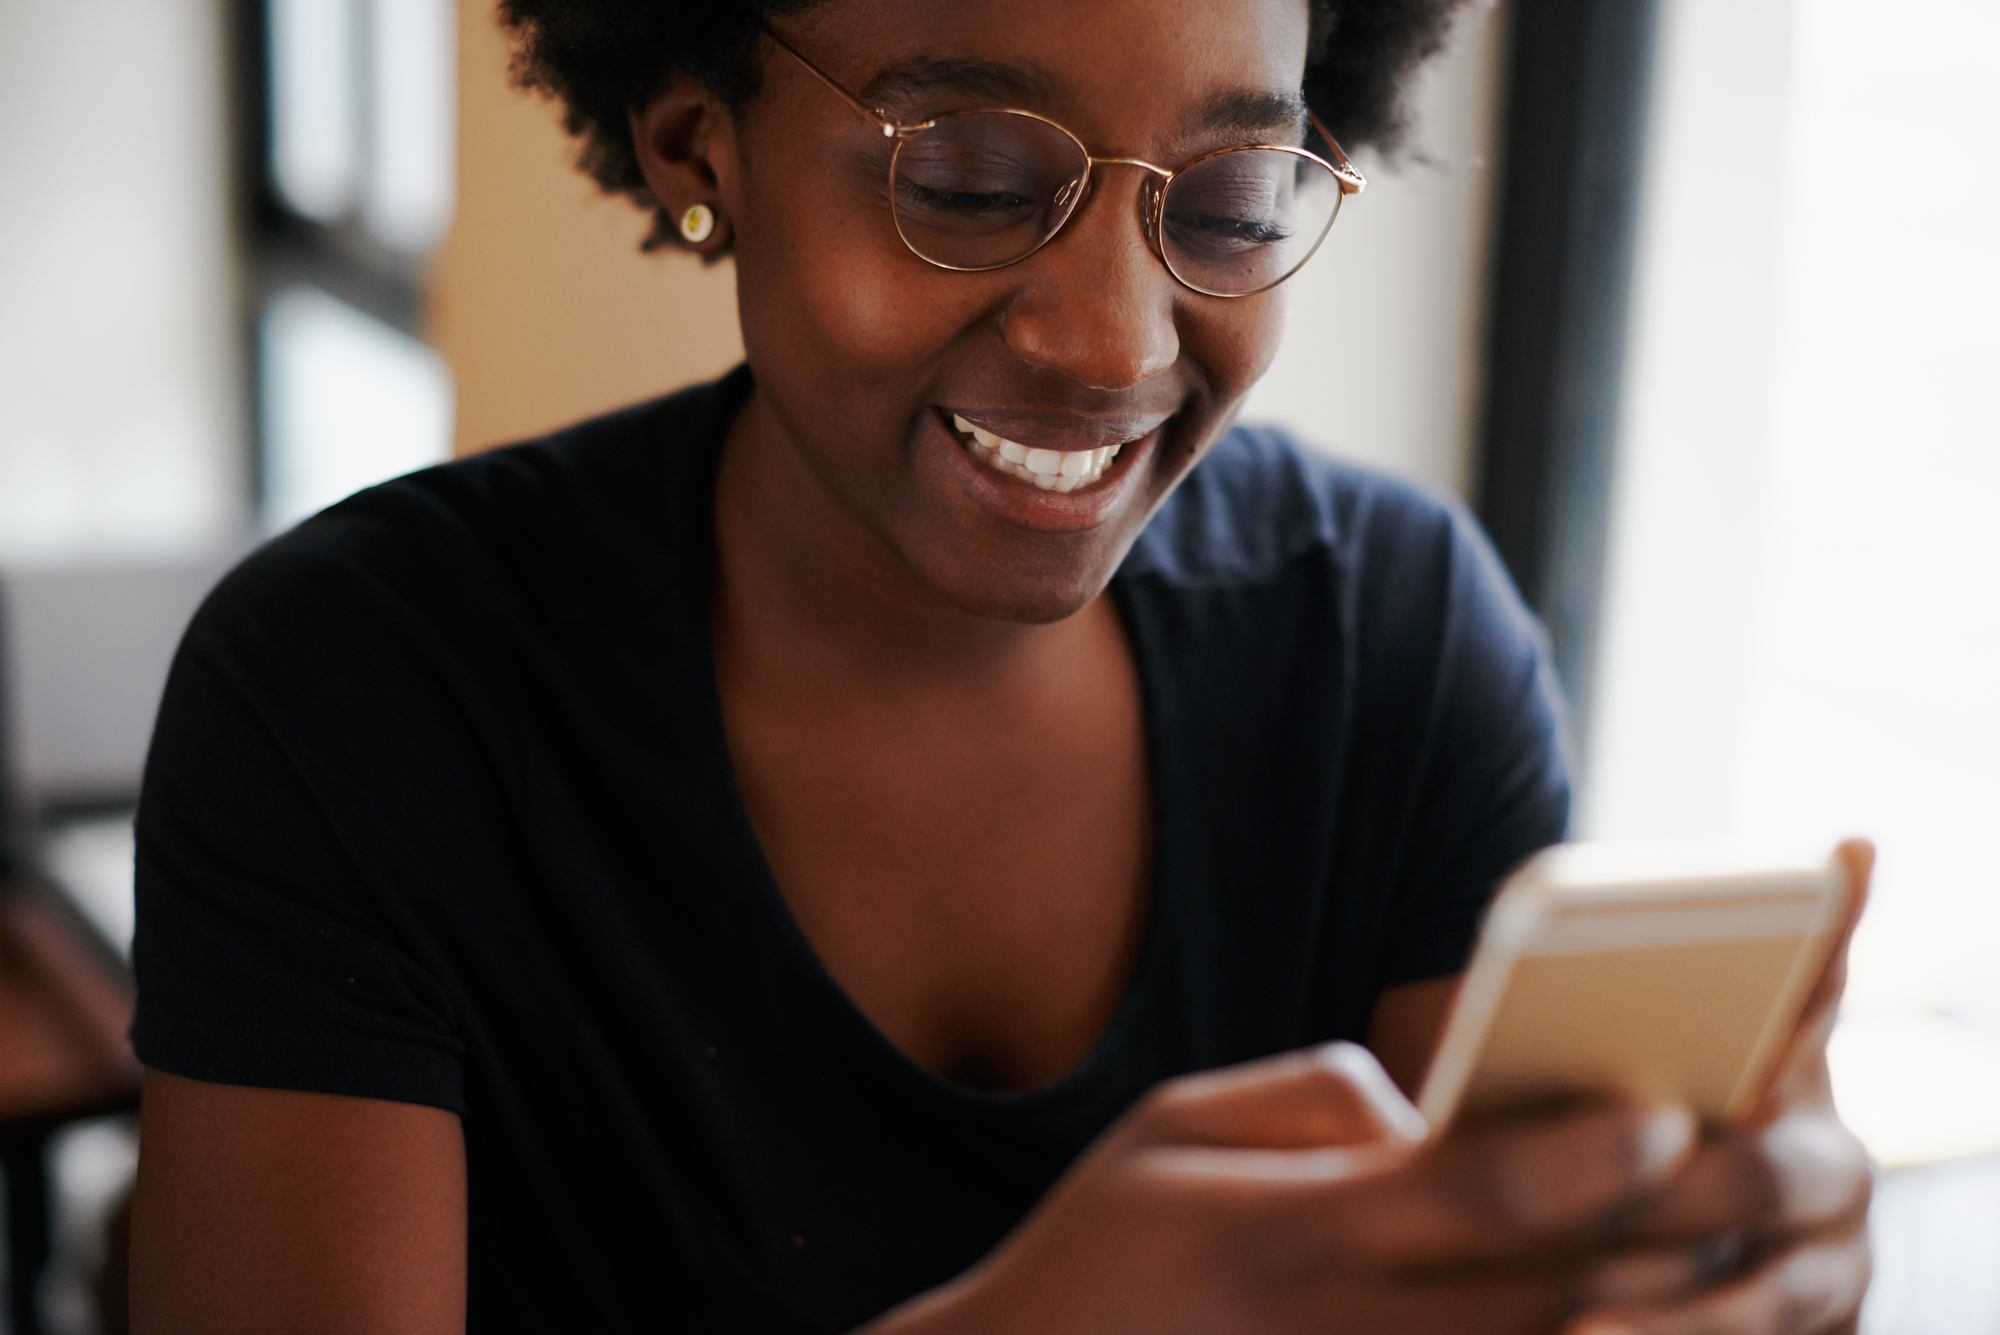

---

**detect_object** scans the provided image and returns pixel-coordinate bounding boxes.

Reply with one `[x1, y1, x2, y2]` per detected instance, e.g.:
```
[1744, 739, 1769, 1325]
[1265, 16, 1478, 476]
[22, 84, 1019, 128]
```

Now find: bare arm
[130, 1069, 467, 1335]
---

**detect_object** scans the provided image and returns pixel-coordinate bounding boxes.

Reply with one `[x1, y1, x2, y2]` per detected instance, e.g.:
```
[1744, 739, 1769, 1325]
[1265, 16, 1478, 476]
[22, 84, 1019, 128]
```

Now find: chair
[0, 876, 140, 1335]
[0, 562, 223, 1335]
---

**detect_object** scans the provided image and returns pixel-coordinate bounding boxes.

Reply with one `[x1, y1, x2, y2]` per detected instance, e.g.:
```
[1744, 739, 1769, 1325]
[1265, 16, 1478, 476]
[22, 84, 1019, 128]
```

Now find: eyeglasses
[763, 27, 1366, 299]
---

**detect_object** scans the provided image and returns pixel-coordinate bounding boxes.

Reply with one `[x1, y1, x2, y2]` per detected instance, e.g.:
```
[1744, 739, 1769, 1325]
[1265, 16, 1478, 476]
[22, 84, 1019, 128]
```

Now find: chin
[933, 555, 1120, 625]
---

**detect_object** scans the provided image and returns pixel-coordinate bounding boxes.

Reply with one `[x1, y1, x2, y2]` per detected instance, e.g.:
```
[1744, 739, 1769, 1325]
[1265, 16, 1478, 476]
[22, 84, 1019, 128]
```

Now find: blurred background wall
[0, 0, 242, 570]
[1243, 2, 1503, 495]
[1589, 0, 2000, 1186]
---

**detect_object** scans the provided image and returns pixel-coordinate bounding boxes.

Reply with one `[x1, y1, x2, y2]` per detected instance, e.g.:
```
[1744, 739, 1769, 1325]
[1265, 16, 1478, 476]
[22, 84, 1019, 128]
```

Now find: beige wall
[1241, 1, 1506, 498]
[429, 1, 744, 457]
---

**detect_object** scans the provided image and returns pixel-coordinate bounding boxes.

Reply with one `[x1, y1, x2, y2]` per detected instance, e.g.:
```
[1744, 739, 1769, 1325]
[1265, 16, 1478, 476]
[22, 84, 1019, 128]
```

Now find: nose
[999, 169, 1181, 391]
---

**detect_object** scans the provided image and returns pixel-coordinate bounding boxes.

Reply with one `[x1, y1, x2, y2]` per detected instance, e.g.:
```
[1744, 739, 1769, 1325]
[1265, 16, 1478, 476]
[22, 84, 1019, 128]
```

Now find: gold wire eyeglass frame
[761, 26, 1367, 299]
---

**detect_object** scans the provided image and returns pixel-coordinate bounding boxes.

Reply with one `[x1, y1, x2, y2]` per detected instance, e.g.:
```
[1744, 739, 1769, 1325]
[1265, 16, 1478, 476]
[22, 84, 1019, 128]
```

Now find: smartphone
[1416, 842, 1859, 1131]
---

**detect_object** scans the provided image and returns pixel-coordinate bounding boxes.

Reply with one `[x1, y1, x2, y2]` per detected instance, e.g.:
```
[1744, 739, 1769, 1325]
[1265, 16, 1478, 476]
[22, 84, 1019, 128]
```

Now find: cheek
[1178, 283, 1289, 432]
[731, 158, 982, 408]
[1125, 300, 1280, 490]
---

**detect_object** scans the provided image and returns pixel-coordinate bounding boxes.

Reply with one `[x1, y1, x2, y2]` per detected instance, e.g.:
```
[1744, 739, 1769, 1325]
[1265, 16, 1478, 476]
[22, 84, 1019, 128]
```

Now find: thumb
[1755, 837, 1875, 1117]
[1127, 1042, 1428, 1152]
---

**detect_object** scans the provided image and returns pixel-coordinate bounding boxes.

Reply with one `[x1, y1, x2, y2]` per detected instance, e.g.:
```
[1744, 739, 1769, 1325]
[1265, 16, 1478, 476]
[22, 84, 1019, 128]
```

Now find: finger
[1582, 1245, 1715, 1310]
[1308, 1263, 1608, 1335]
[1373, 1102, 1696, 1263]
[1128, 1042, 1429, 1151]
[1563, 1227, 1871, 1335]
[1810, 841, 1873, 1025]
[1147, 1099, 1696, 1270]
[1630, 1108, 1871, 1242]
[1757, 840, 1874, 1117]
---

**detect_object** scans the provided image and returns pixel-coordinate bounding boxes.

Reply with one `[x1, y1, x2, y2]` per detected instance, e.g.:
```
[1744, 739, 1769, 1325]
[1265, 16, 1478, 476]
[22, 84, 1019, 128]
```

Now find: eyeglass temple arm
[1308, 111, 1367, 196]
[761, 25, 911, 138]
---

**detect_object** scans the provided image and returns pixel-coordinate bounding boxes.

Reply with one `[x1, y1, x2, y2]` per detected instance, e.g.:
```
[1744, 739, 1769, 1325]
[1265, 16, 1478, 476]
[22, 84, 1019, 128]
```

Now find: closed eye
[1166, 212, 1293, 247]
[898, 178, 1037, 215]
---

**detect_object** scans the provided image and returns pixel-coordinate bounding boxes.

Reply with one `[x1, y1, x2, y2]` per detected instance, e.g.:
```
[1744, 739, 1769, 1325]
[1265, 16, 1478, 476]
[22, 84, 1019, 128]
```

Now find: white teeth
[948, 413, 1131, 493]
[954, 415, 1007, 454]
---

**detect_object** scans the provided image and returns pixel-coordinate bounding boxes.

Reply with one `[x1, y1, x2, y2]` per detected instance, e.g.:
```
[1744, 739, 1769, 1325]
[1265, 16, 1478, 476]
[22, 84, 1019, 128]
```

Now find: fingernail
[1637, 1106, 1695, 1175]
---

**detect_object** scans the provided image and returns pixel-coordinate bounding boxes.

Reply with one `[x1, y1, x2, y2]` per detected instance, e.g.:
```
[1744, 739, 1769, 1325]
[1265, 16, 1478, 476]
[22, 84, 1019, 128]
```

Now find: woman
[127, 0, 1873, 1331]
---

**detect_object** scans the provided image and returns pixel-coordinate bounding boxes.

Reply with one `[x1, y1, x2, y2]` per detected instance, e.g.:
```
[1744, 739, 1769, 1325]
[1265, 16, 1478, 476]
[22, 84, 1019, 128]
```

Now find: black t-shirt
[133, 366, 1568, 1333]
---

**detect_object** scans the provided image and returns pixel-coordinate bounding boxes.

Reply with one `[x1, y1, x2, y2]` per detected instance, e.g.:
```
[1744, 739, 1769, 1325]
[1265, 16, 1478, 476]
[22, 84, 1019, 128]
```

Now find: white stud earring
[679, 204, 716, 244]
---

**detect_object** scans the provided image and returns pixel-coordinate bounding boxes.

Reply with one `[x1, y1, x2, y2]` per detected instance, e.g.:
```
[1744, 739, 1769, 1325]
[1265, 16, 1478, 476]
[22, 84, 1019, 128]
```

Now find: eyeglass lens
[889, 111, 1344, 296]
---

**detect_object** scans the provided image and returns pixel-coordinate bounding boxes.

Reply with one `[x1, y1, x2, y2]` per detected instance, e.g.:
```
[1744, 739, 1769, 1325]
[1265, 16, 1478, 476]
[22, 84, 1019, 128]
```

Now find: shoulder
[188, 369, 747, 666]
[1123, 423, 1561, 756]
[262, 367, 745, 593]
[1125, 425, 1520, 621]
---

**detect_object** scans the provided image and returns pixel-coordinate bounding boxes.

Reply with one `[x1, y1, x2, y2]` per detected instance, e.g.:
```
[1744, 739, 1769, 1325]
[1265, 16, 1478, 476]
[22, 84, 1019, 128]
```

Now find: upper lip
[943, 408, 1170, 453]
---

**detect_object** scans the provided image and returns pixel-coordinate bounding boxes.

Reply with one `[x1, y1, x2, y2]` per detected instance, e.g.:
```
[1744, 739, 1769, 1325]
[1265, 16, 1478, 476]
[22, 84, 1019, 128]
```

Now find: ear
[629, 74, 738, 256]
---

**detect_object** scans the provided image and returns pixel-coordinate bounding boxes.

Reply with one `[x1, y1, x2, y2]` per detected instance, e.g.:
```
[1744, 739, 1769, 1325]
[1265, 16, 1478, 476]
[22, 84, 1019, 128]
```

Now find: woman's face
[713, 0, 1311, 622]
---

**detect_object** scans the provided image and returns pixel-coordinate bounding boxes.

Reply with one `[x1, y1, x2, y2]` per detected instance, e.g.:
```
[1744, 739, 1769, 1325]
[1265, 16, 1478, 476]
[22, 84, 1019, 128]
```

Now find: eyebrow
[860, 57, 1067, 113]
[1192, 89, 1310, 140]
[861, 57, 1308, 142]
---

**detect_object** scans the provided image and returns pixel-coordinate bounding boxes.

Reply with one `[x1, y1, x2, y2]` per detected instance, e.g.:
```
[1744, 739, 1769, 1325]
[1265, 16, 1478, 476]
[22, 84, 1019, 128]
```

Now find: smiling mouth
[947, 413, 1126, 493]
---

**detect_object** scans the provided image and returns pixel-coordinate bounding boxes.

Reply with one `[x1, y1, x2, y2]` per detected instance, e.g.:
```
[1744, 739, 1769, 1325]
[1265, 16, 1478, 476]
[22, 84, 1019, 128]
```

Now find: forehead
[785, 0, 1313, 145]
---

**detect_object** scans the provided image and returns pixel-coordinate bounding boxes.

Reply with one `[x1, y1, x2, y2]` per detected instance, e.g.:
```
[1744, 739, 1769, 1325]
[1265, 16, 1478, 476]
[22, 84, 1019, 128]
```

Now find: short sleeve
[131, 538, 469, 1114]
[1366, 501, 1572, 989]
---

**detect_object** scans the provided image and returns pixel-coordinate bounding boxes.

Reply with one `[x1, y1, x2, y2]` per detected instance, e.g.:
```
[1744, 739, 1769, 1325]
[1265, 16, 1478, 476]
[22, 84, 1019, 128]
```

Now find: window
[251, 0, 457, 531]
[1591, 0, 2000, 1172]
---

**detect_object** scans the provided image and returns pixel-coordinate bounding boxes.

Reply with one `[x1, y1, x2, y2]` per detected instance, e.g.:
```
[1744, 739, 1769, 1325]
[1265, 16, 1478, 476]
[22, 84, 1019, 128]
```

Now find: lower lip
[931, 410, 1159, 534]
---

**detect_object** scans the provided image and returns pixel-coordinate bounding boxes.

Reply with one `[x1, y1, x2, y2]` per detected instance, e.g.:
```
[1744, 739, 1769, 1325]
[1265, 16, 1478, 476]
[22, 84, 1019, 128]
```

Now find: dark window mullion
[1475, 0, 1662, 764]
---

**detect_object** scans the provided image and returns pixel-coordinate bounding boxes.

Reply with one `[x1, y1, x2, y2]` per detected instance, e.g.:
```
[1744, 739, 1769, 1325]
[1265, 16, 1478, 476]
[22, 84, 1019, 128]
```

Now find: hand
[1563, 840, 1878, 1335]
[869, 843, 1877, 1335]
[867, 1043, 1706, 1335]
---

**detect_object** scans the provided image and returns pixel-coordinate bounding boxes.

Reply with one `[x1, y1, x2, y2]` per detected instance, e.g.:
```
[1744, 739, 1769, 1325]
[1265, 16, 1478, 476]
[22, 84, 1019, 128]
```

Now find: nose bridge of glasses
[1082, 157, 1171, 235]
[1088, 155, 1174, 179]
[1045, 156, 1172, 261]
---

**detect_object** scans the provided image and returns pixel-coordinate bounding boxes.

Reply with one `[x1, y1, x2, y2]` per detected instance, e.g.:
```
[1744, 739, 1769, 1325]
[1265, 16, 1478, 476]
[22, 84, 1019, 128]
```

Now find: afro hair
[497, 0, 1471, 249]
